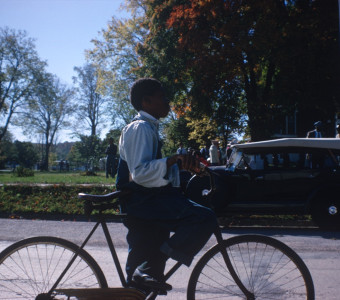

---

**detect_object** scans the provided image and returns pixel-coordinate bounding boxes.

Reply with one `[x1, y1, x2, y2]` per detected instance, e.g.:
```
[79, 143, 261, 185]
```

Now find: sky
[0, 0, 127, 142]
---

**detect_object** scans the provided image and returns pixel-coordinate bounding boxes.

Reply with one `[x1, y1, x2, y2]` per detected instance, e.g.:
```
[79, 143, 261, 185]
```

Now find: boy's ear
[141, 96, 151, 110]
[140, 97, 146, 110]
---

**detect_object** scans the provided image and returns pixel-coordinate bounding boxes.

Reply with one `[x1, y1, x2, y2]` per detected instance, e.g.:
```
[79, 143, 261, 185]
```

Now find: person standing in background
[335, 124, 340, 138]
[306, 121, 323, 138]
[209, 140, 220, 166]
[200, 141, 210, 160]
[176, 143, 187, 155]
[105, 138, 117, 178]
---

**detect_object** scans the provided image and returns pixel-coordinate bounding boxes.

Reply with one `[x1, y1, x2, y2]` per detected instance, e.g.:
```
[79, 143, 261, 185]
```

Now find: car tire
[311, 189, 340, 230]
[185, 174, 211, 207]
[185, 173, 230, 211]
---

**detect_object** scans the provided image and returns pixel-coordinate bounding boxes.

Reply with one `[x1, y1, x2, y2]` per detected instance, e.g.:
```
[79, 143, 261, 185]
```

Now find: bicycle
[0, 168, 315, 299]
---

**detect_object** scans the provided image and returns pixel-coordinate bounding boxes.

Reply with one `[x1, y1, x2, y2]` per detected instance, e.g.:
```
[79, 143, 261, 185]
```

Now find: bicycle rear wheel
[187, 235, 314, 299]
[0, 236, 107, 300]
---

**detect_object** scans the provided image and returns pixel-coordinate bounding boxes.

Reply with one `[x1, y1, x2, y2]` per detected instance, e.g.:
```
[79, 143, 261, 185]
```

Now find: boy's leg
[105, 161, 109, 178]
[159, 201, 218, 266]
[123, 187, 217, 288]
[123, 217, 170, 284]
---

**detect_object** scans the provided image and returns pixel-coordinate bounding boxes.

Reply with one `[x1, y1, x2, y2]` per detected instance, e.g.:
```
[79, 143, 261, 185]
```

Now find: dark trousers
[123, 187, 217, 283]
[106, 158, 116, 178]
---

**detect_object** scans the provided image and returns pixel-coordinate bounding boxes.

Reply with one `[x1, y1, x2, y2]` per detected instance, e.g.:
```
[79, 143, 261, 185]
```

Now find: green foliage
[13, 141, 39, 168]
[136, 0, 338, 141]
[70, 135, 105, 171]
[162, 116, 192, 154]
[54, 142, 74, 160]
[133, 0, 249, 141]
[12, 166, 34, 177]
[186, 117, 219, 148]
[0, 139, 39, 169]
[104, 129, 121, 148]
[0, 185, 114, 215]
[0, 131, 15, 168]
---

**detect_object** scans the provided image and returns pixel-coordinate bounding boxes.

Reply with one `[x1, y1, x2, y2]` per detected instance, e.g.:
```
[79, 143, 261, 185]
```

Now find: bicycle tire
[187, 234, 314, 300]
[0, 236, 108, 300]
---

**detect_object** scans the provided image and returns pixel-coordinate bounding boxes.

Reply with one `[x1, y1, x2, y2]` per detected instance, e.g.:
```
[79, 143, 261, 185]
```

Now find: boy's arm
[122, 123, 172, 188]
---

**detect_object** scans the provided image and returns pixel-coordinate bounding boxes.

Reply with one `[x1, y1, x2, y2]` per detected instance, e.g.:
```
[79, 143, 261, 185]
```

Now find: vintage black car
[185, 138, 340, 229]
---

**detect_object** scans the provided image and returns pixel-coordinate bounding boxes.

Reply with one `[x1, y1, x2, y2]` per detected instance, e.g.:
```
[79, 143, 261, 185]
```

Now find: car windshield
[227, 151, 262, 171]
[226, 149, 243, 171]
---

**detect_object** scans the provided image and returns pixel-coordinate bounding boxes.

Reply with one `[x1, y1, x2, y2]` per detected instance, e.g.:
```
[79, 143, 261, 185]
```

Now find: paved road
[0, 218, 339, 299]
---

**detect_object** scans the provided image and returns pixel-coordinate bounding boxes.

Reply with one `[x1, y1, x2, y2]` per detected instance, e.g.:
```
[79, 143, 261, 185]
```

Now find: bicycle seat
[79, 190, 131, 216]
[78, 190, 124, 202]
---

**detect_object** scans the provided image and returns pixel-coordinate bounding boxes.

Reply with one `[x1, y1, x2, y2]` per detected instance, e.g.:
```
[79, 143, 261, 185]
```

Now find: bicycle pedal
[154, 289, 168, 296]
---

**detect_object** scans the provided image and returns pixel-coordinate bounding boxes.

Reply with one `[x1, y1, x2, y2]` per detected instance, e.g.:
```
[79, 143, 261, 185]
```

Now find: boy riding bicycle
[116, 78, 217, 294]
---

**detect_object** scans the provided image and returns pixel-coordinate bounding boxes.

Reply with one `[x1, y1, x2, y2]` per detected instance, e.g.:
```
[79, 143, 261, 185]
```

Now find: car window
[233, 148, 339, 171]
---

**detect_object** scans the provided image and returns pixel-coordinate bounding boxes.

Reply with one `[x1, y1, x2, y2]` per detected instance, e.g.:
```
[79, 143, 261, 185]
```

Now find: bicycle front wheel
[187, 235, 314, 299]
[0, 236, 108, 300]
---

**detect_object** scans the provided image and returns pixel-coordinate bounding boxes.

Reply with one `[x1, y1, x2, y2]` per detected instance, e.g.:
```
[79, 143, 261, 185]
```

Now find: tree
[17, 72, 74, 170]
[67, 144, 83, 170]
[11, 140, 39, 168]
[132, 0, 248, 142]
[139, 0, 338, 140]
[87, 2, 147, 128]
[73, 63, 107, 136]
[104, 128, 122, 145]
[0, 129, 14, 168]
[0, 27, 46, 142]
[162, 115, 192, 155]
[72, 135, 104, 171]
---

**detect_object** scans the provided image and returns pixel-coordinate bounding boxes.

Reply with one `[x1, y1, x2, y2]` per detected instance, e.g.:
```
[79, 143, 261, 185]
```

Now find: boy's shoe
[132, 269, 172, 292]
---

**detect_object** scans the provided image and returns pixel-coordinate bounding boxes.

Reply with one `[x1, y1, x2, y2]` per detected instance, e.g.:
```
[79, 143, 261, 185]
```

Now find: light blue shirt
[119, 111, 180, 188]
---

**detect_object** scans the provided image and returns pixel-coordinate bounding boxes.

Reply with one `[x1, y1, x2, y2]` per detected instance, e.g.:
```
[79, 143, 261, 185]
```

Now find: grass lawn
[0, 171, 116, 185]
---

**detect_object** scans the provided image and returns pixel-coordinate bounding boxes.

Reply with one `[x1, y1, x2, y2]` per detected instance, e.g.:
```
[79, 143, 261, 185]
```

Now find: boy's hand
[167, 154, 204, 175]
[178, 154, 203, 174]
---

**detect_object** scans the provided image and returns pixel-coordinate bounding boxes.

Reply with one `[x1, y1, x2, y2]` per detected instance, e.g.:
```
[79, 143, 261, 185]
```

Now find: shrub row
[0, 184, 115, 215]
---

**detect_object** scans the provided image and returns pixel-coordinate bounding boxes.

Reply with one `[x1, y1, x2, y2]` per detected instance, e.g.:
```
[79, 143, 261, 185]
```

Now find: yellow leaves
[187, 116, 218, 146]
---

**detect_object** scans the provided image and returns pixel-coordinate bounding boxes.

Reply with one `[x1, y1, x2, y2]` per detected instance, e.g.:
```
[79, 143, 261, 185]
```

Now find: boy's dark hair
[130, 78, 163, 111]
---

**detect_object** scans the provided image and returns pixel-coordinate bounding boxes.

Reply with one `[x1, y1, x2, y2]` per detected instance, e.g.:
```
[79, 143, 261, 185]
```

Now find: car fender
[306, 184, 340, 212]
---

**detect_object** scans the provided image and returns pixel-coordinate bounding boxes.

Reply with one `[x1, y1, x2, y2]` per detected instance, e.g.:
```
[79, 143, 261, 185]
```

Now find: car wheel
[311, 190, 340, 230]
[185, 174, 211, 207]
[185, 173, 230, 211]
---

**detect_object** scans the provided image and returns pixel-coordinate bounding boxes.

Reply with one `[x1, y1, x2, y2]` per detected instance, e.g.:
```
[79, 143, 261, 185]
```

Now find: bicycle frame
[44, 215, 125, 297]
[45, 216, 253, 300]
[45, 168, 254, 299]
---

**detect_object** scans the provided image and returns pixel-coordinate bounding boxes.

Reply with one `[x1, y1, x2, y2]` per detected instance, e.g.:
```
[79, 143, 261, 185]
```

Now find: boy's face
[142, 89, 170, 119]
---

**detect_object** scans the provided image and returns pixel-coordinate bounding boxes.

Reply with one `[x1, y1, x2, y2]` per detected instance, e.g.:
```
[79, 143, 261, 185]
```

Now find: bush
[13, 166, 34, 177]
[0, 185, 115, 215]
[81, 170, 97, 176]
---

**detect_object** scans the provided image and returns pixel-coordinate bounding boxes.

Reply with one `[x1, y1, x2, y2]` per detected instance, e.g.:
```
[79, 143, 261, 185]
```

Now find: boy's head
[130, 78, 170, 119]
[130, 78, 163, 111]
